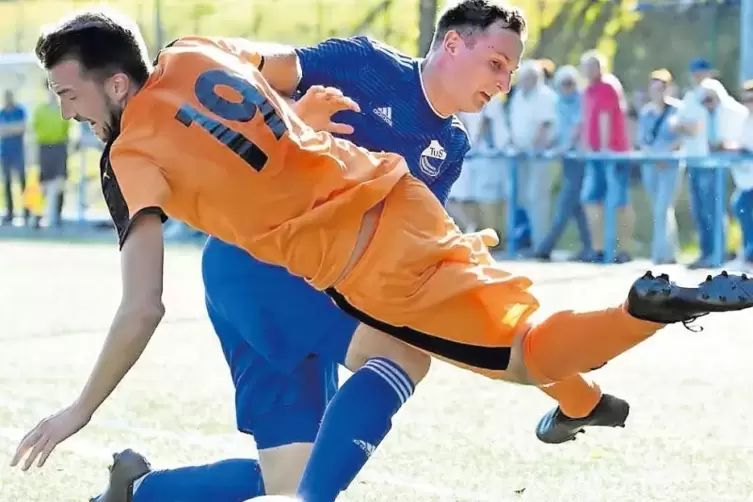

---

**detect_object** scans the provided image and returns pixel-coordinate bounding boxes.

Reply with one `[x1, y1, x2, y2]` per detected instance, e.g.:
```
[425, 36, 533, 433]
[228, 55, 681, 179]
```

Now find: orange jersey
[103, 36, 408, 288]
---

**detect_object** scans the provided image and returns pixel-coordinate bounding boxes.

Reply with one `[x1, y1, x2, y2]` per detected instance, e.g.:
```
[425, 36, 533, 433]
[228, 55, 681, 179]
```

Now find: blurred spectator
[627, 89, 647, 149]
[508, 59, 558, 251]
[533, 64, 592, 260]
[449, 111, 484, 232]
[638, 69, 683, 264]
[451, 103, 510, 239]
[579, 50, 633, 262]
[698, 79, 747, 262]
[0, 89, 27, 226]
[537, 58, 556, 87]
[673, 58, 717, 268]
[74, 121, 104, 216]
[476, 97, 510, 240]
[32, 87, 70, 228]
[732, 80, 753, 269]
[76, 121, 102, 151]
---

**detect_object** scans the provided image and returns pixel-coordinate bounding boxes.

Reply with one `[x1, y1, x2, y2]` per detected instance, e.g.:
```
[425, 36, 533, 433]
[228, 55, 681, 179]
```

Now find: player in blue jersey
[83, 2, 622, 501]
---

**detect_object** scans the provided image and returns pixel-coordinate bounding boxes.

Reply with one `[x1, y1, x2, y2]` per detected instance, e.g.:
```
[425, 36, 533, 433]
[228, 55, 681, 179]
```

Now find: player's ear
[443, 30, 462, 56]
[107, 73, 131, 101]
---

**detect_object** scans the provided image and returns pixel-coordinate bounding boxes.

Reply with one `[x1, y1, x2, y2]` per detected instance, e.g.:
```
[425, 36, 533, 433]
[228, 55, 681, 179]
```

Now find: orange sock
[538, 375, 602, 418]
[522, 304, 663, 384]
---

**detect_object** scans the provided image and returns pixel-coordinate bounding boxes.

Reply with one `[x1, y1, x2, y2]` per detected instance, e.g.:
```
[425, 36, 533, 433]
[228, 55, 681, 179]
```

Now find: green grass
[1, 241, 753, 501]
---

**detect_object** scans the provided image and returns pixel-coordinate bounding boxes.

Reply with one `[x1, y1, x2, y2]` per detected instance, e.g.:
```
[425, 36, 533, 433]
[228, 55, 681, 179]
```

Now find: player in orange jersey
[12, 9, 753, 495]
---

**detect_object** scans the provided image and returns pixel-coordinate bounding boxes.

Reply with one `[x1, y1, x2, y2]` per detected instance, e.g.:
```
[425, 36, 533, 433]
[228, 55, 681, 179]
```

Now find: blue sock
[132, 458, 265, 502]
[296, 357, 414, 502]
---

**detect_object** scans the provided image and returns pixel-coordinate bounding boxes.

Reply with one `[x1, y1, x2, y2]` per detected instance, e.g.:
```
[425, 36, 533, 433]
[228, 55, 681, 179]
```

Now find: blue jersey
[295, 36, 470, 204]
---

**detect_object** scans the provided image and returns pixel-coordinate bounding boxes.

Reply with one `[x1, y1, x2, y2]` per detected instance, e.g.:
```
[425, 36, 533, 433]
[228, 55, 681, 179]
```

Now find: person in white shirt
[729, 81, 753, 268]
[693, 78, 748, 267]
[508, 59, 558, 250]
[450, 106, 510, 233]
[448, 111, 483, 232]
[474, 97, 511, 239]
[672, 58, 717, 268]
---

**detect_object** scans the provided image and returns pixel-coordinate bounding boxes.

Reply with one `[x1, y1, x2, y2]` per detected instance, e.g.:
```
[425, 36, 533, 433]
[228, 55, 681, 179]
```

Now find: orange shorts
[328, 175, 540, 371]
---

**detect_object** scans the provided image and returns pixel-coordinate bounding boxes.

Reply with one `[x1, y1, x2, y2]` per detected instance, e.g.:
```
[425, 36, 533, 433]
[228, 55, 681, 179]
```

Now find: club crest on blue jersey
[419, 140, 447, 178]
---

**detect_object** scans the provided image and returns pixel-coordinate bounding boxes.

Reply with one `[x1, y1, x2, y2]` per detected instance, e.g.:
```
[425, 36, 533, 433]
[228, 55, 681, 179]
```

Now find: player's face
[448, 23, 524, 112]
[47, 59, 127, 143]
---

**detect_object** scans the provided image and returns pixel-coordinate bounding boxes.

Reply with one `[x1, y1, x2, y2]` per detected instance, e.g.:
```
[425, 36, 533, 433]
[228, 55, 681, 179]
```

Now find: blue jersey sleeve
[428, 158, 463, 206]
[295, 37, 374, 92]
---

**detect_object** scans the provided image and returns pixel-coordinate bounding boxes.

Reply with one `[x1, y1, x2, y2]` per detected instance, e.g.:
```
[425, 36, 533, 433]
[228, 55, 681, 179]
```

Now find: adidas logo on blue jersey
[373, 107, 392, 126]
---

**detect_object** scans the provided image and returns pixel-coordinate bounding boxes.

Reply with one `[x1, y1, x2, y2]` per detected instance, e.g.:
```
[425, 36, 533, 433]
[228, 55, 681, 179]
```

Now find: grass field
[1, 240, 753, 501]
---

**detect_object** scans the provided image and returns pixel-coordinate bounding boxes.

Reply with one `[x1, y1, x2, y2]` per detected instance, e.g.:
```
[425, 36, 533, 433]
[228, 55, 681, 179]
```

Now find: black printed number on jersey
[174, 69, 287, 171]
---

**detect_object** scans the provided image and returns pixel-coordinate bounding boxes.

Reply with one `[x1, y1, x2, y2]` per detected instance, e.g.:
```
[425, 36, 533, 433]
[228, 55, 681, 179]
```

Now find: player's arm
[11, 155, 169, 471]
[207, 37, 300, 96]
[75, 156, 169, 416]
[215, 36, 372, 97]
[75, 213, 165, 416]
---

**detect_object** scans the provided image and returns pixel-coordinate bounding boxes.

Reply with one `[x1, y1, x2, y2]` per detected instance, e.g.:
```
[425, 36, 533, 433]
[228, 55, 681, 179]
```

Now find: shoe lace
[682, 312, 709, 332]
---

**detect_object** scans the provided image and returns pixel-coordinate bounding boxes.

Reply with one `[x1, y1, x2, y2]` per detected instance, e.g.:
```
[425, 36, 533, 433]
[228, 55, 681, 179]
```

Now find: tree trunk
[418, 0, 438, 56]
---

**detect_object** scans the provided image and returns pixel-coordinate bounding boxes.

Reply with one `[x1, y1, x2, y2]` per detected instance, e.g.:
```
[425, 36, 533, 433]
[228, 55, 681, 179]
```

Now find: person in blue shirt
[0, 90, 28, 225]
[89, 3, 621, 502]
[637, 69, 683, 265]
[532, 64, 592, 261]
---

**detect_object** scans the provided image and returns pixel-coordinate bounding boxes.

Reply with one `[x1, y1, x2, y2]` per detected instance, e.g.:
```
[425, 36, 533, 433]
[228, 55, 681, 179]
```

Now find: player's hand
[294, 85, 361, 135]
[10, 403, 92, 470]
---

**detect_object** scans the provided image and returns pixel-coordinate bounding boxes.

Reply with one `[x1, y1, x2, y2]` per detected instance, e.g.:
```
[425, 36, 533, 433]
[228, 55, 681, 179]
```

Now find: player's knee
[346, 323, 431, 385]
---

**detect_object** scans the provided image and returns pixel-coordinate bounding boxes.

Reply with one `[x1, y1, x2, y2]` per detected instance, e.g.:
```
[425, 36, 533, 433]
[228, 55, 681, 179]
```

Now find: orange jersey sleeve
[102, 145, 170, 247]
[108, 36, 408, 287]
[174, 36, 264, 68]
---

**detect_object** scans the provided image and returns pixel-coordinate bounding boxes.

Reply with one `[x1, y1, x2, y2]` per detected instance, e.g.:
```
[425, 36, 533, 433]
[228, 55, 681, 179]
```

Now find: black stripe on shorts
[325, 288, 511, 371]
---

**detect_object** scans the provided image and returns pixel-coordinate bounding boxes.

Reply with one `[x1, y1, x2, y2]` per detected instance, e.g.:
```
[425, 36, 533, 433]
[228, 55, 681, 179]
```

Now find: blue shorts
[1, 153, 24, 175]
[201, 237, 359, 449]
[581, 160, 630, 207]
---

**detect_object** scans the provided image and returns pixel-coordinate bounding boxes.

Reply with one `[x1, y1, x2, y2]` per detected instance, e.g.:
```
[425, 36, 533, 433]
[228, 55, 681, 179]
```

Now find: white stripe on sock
[364, 363, 407, 404]
[363, 358, 413, 404]
[369, 358, 413, 401]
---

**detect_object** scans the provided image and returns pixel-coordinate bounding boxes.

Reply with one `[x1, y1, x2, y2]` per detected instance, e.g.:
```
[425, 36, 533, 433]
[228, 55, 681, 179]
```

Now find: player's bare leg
[344, 324, 431, 383]
[258, 444, 313, 495]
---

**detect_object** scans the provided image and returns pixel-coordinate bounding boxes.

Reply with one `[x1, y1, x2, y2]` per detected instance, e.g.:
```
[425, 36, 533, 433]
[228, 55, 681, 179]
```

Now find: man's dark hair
[433, 0, 527, 47]
[35, 10, 150, 87]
